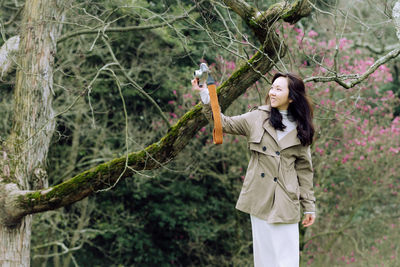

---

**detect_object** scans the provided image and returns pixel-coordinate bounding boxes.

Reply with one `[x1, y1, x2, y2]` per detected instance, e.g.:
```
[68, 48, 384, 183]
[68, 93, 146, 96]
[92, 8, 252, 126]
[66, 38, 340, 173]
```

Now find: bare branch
[304, 47, 400, 88]
[3, 4, 24, 25]
[393, 1, 400, 41]
[353, 42, 400, 55]
[32, 241, 83, 260]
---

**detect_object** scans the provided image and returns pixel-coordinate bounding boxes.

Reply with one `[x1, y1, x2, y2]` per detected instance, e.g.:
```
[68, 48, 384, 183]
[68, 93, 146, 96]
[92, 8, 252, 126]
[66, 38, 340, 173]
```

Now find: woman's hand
[192, 78, 210, 104]
[302, 213, 316, 227]
[191, 78, 203, 92]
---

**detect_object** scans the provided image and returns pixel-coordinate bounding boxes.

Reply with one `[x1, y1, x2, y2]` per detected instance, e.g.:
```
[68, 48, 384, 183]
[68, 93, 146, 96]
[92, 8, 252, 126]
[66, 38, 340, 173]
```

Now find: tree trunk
[0, 0, 66, 266]
[0, 218, 32, 267]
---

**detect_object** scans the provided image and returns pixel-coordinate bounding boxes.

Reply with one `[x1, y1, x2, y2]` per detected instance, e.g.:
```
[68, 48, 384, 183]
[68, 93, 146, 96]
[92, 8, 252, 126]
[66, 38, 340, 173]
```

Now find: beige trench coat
[203, 104, 316, 223]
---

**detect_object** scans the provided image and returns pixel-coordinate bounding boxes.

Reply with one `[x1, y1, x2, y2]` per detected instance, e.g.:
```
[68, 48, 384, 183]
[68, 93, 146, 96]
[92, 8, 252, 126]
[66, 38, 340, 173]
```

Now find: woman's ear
[289, 99, 293, 103]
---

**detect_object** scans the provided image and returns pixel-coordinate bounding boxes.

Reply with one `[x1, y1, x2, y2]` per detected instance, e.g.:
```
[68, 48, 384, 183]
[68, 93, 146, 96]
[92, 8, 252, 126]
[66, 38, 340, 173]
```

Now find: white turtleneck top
[276, 110, 297, 141]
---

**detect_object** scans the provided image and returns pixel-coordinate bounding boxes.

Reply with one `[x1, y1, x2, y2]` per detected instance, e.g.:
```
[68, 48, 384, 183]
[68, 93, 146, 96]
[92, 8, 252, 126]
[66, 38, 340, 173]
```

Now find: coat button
[261, 173, 265, 178]
[273, 177, 278, 182]
[275, 151, 280, 156]
[262, 146, 267, 151]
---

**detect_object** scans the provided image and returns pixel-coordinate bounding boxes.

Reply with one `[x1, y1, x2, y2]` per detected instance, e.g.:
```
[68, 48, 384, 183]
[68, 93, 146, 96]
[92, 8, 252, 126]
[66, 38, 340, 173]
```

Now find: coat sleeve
[202, 103, 252, 136]
[295, 146, 316, 213]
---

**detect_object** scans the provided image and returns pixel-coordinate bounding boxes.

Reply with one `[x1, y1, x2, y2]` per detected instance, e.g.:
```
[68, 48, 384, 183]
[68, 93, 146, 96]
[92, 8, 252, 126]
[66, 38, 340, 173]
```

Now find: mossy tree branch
[222, 0, 313, 43]
[0, 0, 313, 226]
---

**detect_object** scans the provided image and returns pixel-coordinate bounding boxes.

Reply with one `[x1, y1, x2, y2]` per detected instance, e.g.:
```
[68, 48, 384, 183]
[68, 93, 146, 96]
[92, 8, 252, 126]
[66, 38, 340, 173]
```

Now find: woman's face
[269, 76, 291, 110]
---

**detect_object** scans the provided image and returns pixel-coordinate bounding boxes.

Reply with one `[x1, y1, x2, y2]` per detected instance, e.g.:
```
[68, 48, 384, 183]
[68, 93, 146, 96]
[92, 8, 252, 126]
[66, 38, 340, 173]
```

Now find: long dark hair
[265, 72, 314, 146]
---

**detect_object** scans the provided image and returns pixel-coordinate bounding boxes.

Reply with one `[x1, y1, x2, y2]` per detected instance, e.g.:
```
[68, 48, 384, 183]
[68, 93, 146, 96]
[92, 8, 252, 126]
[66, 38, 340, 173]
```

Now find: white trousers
[250, 215, 299, 267]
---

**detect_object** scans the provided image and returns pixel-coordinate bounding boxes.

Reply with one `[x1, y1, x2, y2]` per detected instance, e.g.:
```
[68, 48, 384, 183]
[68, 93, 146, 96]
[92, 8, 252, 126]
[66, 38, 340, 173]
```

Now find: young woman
[192, 72, 316, 267]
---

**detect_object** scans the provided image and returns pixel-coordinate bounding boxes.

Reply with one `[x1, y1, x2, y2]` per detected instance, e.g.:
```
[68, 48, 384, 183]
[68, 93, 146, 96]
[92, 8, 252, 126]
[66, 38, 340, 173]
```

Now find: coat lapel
[279, 129, 301, 150]
[258, 105, 279, 145]
[262, 119, 279, 145]
[258, 105, 301, 150]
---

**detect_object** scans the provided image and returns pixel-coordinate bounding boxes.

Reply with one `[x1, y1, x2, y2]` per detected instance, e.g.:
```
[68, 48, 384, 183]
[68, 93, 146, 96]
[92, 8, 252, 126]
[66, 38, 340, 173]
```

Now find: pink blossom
[315, 147, 324, 156]
[342, 154, 351, 164]
[308, 30, 318, 38]
[183, 93, 193, 99]
[328, 39, 336, 49]
[226, 61, 236, 70]
[294, 28, 303, 34]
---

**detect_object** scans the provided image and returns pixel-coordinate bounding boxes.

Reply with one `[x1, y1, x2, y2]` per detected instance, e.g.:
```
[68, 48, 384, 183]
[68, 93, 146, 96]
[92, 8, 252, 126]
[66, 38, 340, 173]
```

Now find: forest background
[0, 0, 399, 266]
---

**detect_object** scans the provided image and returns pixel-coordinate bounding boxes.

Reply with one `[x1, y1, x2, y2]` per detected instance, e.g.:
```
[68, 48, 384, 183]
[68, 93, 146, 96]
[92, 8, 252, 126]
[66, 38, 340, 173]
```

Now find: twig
[94, 67, 129, 192]
[4, 4, 24, 25]
[102, 37, 171, 128]
[57, 6, 196, 44]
